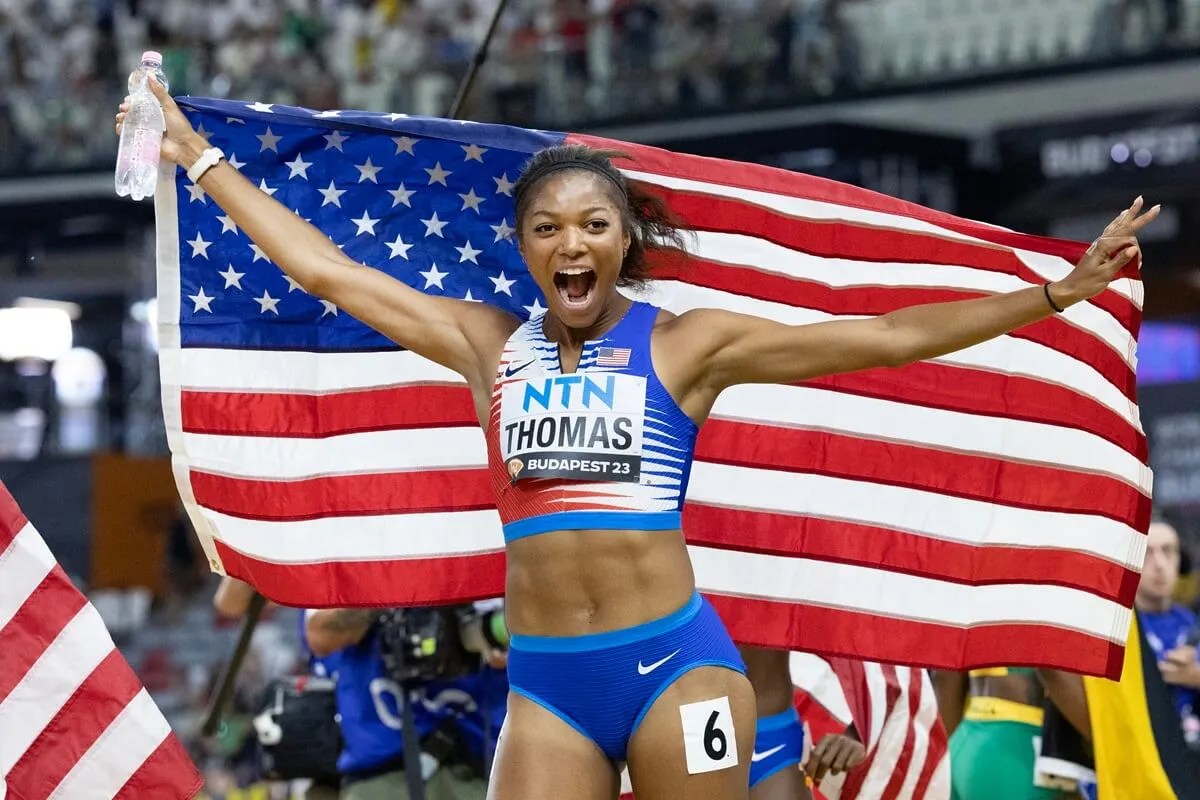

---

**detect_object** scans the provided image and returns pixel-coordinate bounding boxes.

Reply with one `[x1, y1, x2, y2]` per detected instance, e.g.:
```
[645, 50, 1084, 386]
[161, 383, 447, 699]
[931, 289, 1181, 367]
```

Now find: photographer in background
[305, 602, 510, 800]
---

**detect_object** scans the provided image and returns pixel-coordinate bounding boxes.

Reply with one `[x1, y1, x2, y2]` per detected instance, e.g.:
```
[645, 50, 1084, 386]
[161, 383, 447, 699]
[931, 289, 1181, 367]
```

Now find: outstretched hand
[1053, 196, 1160, 307]
[114, 77, 202, 166]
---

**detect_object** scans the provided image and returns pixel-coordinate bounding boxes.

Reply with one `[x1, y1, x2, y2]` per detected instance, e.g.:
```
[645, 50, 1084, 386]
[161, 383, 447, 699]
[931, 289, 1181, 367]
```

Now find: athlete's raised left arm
[678, 198, 1157, 396]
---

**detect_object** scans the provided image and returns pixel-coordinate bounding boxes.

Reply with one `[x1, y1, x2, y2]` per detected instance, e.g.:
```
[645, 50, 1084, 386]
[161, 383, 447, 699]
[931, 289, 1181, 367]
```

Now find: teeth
[558, 267, 592, 276]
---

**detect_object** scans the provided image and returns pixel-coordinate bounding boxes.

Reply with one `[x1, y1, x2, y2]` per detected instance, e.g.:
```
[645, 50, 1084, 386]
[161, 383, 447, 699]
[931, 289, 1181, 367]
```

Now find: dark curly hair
[513, 145, 688, 287]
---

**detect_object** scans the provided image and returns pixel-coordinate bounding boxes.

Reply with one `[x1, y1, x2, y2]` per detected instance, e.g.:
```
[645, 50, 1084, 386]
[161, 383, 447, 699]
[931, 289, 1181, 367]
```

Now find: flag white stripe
[173, 356, 1143, 491]
[177, 335, 1143, 459]
[789, 652, 852, 724]
[692, 230, 1136, 366]
[182, 444, 1143, 567]
[855, 666, 915, 797]
[624, 168, 1141, 307]
[714, 383, 1149, 491]
[176, 388, 1146, 495]
[656, 283, 1139, 424]
[688, 463, 1142, 567]
[687, 547, 1132, 640]
[863, 664, 889, 758]
[49, 689, 171, 800]
[0, 523, 56, 632]
[896, 673, 939, 799]
[0, 605, 114, 774]
[204, 507, 505, 562]
[180, 426, 487, 479]
[177, 348, 465, 392]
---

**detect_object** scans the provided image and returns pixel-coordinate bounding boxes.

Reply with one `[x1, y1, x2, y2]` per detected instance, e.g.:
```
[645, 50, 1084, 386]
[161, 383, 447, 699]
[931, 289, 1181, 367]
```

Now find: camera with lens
[376, 605, 481, 686]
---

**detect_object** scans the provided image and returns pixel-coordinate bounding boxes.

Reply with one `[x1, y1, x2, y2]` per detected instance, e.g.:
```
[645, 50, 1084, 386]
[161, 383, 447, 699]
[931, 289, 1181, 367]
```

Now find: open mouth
[553, 267, 597, 308]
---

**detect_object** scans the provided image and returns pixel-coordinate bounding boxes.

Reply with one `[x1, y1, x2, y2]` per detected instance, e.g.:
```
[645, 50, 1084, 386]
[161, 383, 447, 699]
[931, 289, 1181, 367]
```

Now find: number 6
[704, 709, 727, 760]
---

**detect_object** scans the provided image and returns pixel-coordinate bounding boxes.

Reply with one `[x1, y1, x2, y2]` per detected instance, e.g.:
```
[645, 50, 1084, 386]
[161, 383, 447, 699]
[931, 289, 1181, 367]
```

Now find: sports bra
[485, 301, 698, 543]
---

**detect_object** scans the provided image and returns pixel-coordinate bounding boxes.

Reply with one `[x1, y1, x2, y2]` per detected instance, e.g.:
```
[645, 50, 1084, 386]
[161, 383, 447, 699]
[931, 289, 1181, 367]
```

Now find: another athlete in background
[118, 82, 1155, 800]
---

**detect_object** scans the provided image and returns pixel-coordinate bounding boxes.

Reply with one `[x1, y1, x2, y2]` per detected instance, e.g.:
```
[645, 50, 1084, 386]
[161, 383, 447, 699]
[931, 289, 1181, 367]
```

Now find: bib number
[500, 373, 645, 483]
[680, 696, 738, 774]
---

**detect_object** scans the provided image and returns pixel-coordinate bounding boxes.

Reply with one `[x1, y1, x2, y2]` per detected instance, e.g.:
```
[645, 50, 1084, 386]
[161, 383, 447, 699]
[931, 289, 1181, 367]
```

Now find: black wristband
[1043, 282, 1065, 314]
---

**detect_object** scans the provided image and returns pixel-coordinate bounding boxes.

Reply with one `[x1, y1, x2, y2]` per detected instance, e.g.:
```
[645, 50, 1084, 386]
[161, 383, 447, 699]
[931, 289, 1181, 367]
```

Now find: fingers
[830, 740, 858, 774]
[1128, 202, 1162, 234]
[809, 740, 832, 783]
[148, 76, 176, 109]
[1105, 196, 1161, 236]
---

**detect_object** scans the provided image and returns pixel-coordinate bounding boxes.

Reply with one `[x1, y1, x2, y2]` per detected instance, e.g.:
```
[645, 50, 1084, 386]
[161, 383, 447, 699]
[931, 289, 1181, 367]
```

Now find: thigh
[751, 764, 812, 800]
[487, 692, 620, 800]
[739, 646, 793, 717]
[626, 666, 757, 800]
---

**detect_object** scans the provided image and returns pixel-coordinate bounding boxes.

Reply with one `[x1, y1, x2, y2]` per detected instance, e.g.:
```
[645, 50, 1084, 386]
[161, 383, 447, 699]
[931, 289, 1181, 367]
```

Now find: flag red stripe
[686, 506, 1139, 605]
[0, 481, 28, 549]
[194, 469, 1137, 602]
[570, 133, 1118, 280]
[214, 540, 506, 608]
[0, 567, 87, 705]
[180, 358, 1145, 463]
[708, 595, 1124, 680]
[646, 186, 1137, 334]
[115, 733, 205, 800]
[696, 420, 1149, 528]
[656, 251, 1135, 398]
[879, 670, 922, 800]
[190, 467, 493, 521]
[188, 419, 1147, 531]
[5, 650, 143, 797]
[181, 384, 476, 437]
[913, 717, 949, 800]
[829, 658, 872, 745]
[839, 664, 906, 798]
[807, 363, 1145, 461]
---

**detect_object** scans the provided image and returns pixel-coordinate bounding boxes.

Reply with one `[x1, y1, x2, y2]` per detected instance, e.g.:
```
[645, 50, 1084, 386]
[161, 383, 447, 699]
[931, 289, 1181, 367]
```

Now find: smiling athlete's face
[518, 170, 631, 330]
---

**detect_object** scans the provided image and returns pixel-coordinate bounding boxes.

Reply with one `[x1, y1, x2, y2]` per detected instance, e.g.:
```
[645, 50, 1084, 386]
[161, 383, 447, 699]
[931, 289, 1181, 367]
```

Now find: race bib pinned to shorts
[500, 373, 645, 483]
[680, 696, 739, 775]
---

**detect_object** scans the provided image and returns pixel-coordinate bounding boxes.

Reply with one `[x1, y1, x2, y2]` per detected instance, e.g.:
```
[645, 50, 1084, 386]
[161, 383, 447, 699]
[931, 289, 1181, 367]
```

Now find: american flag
[159, 97, 1148, 677]
[790, 654, 950, 800]
[0, 481, 201, 800]
[596, 346, 633, 367]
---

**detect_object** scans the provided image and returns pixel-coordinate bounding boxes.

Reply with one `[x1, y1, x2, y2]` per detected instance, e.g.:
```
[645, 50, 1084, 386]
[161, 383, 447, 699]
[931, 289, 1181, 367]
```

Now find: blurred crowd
[0, 0, 1197, 173]
[1, 0, 865, 174]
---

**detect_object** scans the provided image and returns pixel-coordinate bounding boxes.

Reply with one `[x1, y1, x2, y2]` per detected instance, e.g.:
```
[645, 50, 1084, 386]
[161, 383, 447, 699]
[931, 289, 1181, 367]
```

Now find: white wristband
[187, 146, 225, 184]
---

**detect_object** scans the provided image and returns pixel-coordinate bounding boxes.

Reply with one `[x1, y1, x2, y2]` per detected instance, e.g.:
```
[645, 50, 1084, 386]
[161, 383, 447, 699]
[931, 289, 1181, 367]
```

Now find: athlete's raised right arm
[118, 81, 516, 386]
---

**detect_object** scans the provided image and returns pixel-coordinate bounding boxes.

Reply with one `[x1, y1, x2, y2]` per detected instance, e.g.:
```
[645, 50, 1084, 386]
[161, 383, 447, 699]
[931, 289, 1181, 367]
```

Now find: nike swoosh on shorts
[637, 649, 681, 676]
[751, 744, 786, 763]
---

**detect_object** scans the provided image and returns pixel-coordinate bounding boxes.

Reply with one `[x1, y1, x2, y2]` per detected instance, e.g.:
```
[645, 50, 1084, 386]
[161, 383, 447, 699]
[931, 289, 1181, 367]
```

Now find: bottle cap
[141, 50, 163, 66]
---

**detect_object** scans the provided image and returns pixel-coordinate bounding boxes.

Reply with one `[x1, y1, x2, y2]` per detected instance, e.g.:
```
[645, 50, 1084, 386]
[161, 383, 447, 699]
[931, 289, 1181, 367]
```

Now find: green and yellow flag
[1083, 616, 1200, 798]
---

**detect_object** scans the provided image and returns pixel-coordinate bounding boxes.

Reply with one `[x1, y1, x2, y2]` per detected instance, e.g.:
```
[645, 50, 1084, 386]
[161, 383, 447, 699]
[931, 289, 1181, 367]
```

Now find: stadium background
[2, 0, 1200, 795]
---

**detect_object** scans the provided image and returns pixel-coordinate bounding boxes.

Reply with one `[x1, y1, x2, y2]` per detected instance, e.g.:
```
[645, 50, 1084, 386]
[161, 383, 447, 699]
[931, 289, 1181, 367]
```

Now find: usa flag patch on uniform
[596, 347, 632, 367]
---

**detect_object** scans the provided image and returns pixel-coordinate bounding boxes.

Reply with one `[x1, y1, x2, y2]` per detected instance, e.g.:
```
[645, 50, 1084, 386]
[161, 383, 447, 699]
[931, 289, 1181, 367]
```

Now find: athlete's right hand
[114, 77, 204, 167]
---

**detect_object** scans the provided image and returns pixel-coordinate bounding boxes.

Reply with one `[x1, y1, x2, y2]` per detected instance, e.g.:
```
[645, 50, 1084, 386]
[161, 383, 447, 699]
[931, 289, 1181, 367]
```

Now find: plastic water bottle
[115, 51, 170, 201]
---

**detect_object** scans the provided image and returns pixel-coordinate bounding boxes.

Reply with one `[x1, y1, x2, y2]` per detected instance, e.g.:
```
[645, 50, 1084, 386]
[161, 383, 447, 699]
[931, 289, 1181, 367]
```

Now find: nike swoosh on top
[504, 360, 534, 378]
[637, 649, 681, 676]
[751, 744, 786, 763]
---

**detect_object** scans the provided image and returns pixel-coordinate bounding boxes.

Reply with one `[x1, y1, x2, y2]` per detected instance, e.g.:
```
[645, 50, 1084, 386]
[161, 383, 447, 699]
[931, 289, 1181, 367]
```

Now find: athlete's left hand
[1160, 645, 1200, 689]
[805, 731, 867, 784]
[1051, 196, 1159, 308]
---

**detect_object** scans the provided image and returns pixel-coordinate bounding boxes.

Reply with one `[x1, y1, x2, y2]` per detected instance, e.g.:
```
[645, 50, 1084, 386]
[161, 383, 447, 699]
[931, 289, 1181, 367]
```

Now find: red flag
[0, 481, 202, 800]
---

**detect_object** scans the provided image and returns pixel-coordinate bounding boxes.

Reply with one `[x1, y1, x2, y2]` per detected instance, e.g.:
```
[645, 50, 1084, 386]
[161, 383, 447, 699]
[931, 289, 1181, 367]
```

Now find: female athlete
[117, 82, 1156, 800]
